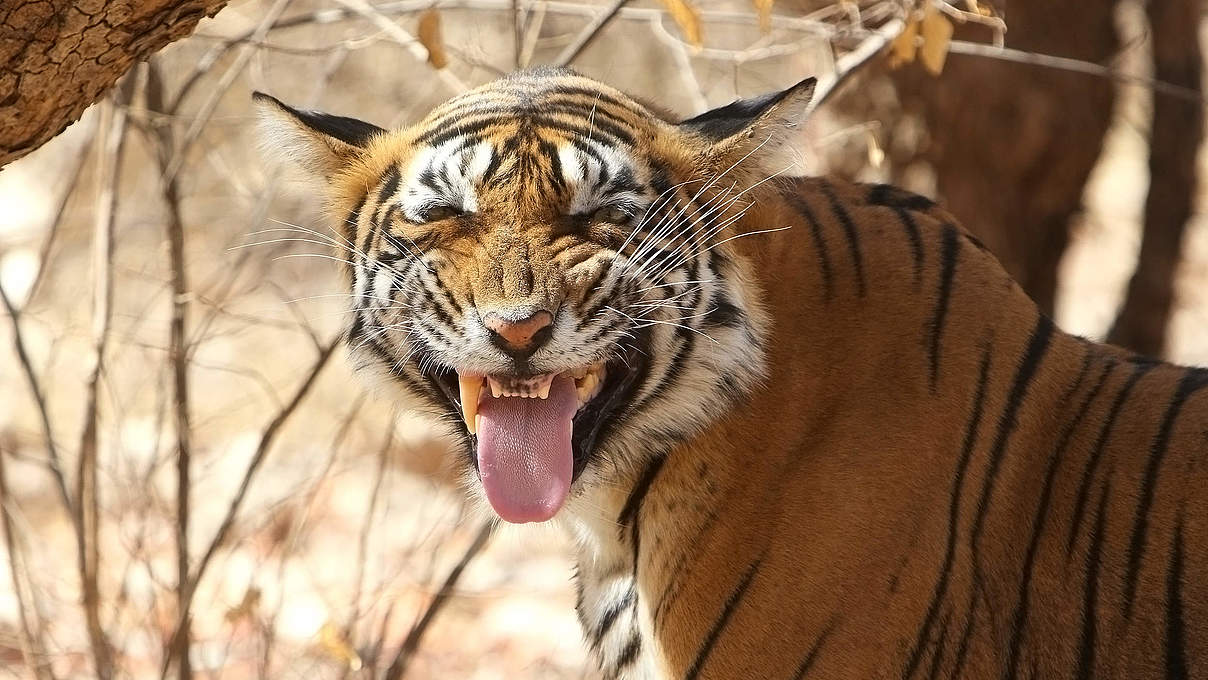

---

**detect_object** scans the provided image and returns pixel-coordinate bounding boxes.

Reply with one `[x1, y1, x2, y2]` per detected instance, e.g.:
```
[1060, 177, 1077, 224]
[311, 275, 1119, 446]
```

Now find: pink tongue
[476, 375, 576, 523]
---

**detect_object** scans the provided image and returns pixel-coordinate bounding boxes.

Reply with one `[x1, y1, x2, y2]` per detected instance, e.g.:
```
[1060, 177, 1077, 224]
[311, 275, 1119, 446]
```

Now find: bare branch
[811, 17, 906, 111]
[159, 338, 339, 680]
[553, 0, 630, 67]
[382, 519, 494, 680]
[0, 447, 56, 680]
[0, 282, 74, 524]
[72, 73, 137, 680]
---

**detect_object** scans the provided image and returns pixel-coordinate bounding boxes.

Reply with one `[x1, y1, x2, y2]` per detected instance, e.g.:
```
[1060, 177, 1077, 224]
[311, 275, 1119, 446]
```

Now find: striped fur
[256, 69, 1207, 679]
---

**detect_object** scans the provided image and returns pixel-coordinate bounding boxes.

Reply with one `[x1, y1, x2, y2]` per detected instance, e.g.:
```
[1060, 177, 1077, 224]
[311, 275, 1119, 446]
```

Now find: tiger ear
[252, 92, 385, 180]
[678, 77, 816, 158]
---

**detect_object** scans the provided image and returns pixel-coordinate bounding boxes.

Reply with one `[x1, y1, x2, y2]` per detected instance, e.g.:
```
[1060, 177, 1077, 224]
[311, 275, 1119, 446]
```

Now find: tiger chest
[575, 565, 663, 679]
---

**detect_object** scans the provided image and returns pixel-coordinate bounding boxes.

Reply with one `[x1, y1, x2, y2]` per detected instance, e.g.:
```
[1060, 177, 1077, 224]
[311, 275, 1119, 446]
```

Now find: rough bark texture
[0, 0, 228, 166]
[885, 0, 1118, 316]
[1107, 0, 1204, 356]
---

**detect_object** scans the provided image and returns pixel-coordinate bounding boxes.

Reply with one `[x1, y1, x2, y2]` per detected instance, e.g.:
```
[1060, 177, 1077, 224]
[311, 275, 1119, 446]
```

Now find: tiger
[254, 67, 1207, 679]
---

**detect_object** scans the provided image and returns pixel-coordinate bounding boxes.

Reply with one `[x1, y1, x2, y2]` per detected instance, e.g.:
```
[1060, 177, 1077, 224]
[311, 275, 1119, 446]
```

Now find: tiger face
[256, 68, 815, 524]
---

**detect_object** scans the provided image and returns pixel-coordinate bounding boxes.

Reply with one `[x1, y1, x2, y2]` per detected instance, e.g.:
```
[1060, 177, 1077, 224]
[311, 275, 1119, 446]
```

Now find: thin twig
[146, 59, 199, 680]
[161, 0, 295, 184]
[946, 40, 1207, 104]
[330, 0, 468, 93]
[518, 0, 547, 68]
[811, 17, 906, 111]
[0, 285, 74, 524]
[382, 519, 494, 680]
[25, 121, 97, 306]
[553, 0, 630, 67]
[0, 447, 55, 680]
[159, 339, 339, 680]
[73, 74, 135, 680]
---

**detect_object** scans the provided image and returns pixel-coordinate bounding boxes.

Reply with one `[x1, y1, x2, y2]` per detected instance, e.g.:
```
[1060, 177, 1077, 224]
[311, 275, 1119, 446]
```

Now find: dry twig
[382, 519, 494, 680]
[554, 0, 631, 67]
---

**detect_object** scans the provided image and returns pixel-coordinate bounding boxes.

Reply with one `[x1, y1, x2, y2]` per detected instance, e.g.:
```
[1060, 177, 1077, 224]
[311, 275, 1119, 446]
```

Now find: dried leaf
[888, 19, 919, 69]
[752, 0, 774, 34]
[223, 587, 261, 624]
[417, 9, 448, 70]
[661, 0, 703, 47]
[919, 5, 954, 76]
[865, 132, 884, 169]
[317, 622, 363, 671]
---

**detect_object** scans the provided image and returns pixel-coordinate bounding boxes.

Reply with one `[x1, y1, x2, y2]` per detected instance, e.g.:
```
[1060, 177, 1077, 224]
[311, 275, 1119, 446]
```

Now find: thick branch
[0, 0, 229, 166]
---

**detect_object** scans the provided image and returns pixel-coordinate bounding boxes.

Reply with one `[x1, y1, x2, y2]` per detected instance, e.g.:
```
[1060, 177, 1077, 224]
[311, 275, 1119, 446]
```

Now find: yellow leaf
[919, 5, 954, 76]
[661, 0, 703, 47]
[417, 9, 448, 70]
[888, 19, 919, 69]
[752, 0, 774, 34]
[317, 622, 363, 671]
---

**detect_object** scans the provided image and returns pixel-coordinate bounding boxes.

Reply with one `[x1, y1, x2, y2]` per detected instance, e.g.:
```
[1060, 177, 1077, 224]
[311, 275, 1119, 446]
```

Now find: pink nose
[483, 310, 554, 352]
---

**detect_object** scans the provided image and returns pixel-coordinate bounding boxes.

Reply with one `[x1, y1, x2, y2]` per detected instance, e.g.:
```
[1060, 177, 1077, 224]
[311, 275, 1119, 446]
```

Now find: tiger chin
[256, 68, 1206, 679]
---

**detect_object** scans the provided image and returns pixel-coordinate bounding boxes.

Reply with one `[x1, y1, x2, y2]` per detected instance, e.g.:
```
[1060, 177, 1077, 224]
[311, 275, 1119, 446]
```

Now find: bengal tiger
[254, 68, 1206, 679]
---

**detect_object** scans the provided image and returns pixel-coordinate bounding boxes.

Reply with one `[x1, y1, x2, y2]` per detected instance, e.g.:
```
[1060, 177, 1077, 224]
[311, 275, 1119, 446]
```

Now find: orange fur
[256, 69, 1207, 679]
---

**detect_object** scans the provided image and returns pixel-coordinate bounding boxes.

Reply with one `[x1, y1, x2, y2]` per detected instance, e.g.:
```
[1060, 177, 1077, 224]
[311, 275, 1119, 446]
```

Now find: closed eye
[417, 204, 464, 222]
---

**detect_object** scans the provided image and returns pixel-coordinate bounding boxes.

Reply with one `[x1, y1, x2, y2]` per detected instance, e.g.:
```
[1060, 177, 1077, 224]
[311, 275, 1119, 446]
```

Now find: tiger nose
[483, 310, 554, 355]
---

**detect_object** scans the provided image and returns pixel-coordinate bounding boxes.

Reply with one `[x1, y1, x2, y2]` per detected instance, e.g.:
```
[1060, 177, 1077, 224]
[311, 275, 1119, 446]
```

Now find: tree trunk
[0, 0, 228, 166]
[1107, 0, 1204, 357]
[885, 0, 1118, 316]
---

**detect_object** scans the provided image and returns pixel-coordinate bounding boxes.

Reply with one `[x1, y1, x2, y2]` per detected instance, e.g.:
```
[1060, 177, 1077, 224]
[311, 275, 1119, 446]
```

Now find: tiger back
[255, 68, 1207, 679]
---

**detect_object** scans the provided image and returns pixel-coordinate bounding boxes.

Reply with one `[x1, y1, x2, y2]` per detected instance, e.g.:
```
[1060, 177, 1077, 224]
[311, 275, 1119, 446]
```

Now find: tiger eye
[594, 205, 631, 225]
[423, 205, 460, 222]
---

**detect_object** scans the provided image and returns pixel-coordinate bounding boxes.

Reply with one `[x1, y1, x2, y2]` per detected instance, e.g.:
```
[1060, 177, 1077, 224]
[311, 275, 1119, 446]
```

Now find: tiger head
[255, 68, 815, 524]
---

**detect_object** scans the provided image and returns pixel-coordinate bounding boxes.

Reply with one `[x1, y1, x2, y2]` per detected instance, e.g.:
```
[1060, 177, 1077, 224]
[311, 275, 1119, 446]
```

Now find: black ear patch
[252, 91, 385, 148]
[678, 77, 816, 142]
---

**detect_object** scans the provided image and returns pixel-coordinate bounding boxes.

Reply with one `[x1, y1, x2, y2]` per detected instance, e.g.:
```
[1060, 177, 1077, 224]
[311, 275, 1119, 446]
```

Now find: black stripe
[617, 454, 667, 530]
[927, 225, 960, 392]
[1066, 361, 1155, 557]
[415, 114, 510, 146]
[902, 342, 993, 680]
[894, 207, 925, 286]
[344, 194, 366, 251]
[1165, 512, 1188, 680]
[683, 554, 764, 680]
[615, 632, 642, 671]
[924, 609, 952, 680]
[591, 586, 636, 649]
[970, 315, 1056, 552]
[1003, 355, 1110, 679]
[820, 182, 866, 296]
[362, 167, 401, 255]
[782, 191, 835, 301]
[791, 620, 836, 680]
[866, 183, 936, 212]
[948, 603, 977, 680]
[1122, 368, 1208, 618]
[536, 138, 567, 194]
[652, 505, 722, 627]
[703, 293, 743, 328]
[1074, 477, 1113, 680]
[620, 453, 668, 579]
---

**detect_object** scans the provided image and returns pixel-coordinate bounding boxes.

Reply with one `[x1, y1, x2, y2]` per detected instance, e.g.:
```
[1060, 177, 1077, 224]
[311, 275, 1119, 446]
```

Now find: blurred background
[0, 0, 1205, 677]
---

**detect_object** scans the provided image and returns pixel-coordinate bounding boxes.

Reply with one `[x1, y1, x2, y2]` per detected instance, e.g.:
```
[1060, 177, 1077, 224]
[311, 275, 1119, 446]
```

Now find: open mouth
[427, 353, 644, 524]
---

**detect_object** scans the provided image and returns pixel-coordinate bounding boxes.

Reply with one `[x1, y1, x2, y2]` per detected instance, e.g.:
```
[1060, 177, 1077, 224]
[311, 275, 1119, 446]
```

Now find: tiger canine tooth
[459, 374, 483, 434]
[535, 373, 555, 399]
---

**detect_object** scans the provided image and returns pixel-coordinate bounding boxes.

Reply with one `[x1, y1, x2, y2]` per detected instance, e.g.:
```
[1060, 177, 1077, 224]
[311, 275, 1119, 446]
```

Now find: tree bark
[884, 0, 1118, 317]
[1107, 0, 1204, 357]
[0, 0, 228, 166]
